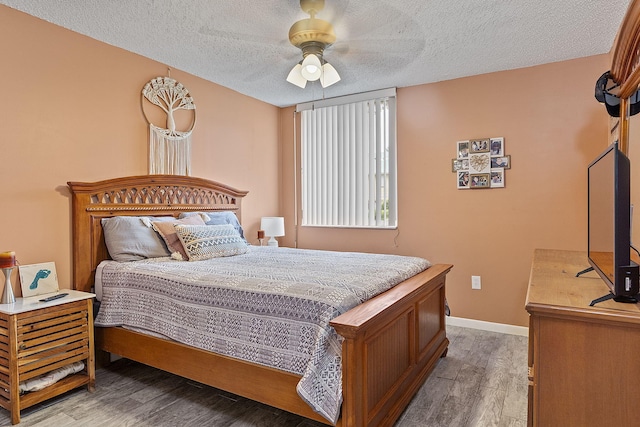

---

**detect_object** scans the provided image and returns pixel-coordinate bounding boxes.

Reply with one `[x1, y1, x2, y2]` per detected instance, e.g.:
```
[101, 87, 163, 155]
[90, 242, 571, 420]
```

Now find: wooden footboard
[331, 263, 451, 426]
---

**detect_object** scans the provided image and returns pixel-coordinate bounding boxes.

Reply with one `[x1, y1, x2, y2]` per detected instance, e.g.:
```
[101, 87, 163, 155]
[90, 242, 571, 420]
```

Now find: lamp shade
[260, 217, 285, 247]
[300, 54, 322, 81]
[261, 217, 285, 237]
[286, 63, 307, 88]
[320, 62, 341, 88]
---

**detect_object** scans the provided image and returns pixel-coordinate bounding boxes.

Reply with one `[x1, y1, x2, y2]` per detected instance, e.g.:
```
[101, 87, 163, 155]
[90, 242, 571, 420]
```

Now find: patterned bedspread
[94, 246, 431, 423]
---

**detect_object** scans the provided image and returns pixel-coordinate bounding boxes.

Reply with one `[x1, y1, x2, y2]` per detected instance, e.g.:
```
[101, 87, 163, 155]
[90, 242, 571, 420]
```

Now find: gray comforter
[94, 246, 431, 423]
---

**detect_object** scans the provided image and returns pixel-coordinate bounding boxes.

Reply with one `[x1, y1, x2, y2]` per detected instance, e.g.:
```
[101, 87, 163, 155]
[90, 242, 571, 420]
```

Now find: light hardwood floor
[0, 326, 528, 427]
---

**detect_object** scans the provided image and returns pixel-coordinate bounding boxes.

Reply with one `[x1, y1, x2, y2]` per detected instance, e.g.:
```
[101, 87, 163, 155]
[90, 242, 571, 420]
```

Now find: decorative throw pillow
[179, 211, 246, 242]
[152, 215, 206, 260]
[101, 216, 175, 262]
[175, 224, 248, 261]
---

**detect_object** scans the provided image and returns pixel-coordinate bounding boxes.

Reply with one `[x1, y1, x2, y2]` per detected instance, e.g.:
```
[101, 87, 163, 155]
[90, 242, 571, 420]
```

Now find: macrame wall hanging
[141, 73, 196, 175]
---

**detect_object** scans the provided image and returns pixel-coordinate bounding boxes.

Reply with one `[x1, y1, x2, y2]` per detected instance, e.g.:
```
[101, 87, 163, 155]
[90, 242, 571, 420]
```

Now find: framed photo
[457, 140, 470, 159]
[470, 173, 490, 188]
[490, 168, 505, 188]
[457, 171, 470, 189]
[490, 137, 504, 156]
[469, 153, 491, 173]
[491, 155, 511, 169]
[470, 138, 490, 153]
[452, 158, 469, 172]
[19, 262, 59, 298]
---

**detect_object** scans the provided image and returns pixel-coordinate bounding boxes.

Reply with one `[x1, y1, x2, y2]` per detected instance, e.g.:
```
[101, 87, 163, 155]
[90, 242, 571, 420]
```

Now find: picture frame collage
[452, 137, 510, 189]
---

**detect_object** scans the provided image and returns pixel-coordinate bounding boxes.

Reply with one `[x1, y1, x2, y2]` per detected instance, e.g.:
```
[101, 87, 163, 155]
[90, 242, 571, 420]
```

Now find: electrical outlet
[472, 275, 481, 290]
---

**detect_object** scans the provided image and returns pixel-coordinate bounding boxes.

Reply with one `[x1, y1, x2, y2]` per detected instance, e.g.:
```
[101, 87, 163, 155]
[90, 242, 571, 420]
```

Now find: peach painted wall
[280, 55, 611, 327]
[0, 6, 280, 294]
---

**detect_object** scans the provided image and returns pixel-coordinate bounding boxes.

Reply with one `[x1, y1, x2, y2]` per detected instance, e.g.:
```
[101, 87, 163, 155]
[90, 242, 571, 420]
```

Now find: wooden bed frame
[67, 175, 452, 427]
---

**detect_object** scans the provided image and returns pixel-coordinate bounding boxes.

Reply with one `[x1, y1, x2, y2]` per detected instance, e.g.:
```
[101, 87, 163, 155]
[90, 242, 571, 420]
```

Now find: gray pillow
[101, 216, 174, 262]
[179, 211, 246, 241]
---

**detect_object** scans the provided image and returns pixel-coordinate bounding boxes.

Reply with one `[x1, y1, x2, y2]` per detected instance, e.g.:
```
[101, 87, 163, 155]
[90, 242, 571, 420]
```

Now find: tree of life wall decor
[452, 137, 509, 189]
[141, 74, 197, 175]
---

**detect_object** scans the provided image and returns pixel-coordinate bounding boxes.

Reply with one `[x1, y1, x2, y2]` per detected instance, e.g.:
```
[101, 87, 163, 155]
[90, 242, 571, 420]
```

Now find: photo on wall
[452, 158, 469, 172]
[457, 171, 470, 189]
[457, 140, 470, 158]
[470, 173, 490, 188]
[491, 155, 510, 169]
[490, 168, 505, 188]
[470, 138, 490, 153]
[490, 137, 504, 156]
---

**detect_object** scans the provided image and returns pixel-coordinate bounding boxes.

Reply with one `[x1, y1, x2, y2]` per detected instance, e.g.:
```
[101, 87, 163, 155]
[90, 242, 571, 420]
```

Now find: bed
[67, 174, 452, 426]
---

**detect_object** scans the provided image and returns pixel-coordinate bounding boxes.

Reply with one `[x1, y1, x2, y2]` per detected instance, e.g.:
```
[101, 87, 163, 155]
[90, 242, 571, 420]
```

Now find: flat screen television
[586, 142, 639, 305]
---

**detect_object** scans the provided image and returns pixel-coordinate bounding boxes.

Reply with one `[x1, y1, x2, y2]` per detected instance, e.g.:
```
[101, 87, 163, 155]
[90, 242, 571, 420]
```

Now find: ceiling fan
[286, 0, 341, 89]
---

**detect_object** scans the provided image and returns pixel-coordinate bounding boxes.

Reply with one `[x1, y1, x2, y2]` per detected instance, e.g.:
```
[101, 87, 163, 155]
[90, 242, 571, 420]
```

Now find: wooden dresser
[526, 249, 640, 427]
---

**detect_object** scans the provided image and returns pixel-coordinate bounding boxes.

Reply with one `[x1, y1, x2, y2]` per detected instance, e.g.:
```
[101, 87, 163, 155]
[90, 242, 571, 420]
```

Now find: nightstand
[0, 290, 95, 424]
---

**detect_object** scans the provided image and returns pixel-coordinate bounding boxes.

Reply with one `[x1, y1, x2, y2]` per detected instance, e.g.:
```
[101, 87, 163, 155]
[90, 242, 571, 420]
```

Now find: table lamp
[260, 217, 285, 247]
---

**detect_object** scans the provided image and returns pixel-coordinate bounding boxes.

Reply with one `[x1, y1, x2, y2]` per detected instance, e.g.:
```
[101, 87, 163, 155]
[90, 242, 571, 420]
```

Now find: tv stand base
[576, 266, 594, 277]
[589, 293, 638, 306]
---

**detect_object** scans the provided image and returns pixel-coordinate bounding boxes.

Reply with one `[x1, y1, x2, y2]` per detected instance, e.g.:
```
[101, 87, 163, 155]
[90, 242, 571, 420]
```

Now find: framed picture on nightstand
[19, 262, 59, 297]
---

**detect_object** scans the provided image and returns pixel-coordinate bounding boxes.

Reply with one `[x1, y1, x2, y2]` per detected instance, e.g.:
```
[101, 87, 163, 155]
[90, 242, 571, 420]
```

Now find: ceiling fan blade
[330, 38, 426, 58]
[198, 25, 280, 45]
[330, 2, 427, 51]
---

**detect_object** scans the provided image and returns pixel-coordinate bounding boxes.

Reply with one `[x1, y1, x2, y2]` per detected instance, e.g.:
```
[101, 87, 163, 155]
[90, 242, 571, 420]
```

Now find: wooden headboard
[67, 175, 248, 293]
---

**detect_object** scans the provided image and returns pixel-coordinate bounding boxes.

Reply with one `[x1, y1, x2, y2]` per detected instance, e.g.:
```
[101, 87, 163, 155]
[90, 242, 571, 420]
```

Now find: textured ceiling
[0, 0, 632, 107]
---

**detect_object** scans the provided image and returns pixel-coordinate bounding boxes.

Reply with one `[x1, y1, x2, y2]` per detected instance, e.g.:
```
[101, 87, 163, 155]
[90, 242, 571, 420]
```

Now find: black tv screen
[587, 142, 638, 302]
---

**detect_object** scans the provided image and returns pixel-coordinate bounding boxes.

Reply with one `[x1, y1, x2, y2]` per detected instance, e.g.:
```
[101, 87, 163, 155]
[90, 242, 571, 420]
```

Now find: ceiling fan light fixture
[286, 63, 307, 88]
[301, 54, 322, 81]
[286, 1, 340, 89]
[320, 62, 340, 88]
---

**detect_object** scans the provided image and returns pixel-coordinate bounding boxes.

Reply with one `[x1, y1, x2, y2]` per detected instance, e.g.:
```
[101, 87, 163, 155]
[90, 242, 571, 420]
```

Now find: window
[298, 88, 397, 228]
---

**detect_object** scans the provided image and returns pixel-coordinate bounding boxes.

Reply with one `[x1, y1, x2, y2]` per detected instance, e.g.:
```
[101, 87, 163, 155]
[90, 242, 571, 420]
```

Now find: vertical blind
[299, 90, 397, 228]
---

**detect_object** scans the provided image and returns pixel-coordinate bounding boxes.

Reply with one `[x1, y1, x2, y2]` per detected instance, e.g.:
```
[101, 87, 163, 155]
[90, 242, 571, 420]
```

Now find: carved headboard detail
[67, 175, 248, 292]
[87, 185, 238, 207]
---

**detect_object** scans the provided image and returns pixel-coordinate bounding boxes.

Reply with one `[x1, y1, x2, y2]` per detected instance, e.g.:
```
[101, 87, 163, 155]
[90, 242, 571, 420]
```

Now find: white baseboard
[446, 316, 529, 336]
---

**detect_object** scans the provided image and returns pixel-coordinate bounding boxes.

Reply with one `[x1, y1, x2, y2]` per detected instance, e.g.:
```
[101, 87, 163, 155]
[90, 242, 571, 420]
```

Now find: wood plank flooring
[0, 326, 528, 427]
